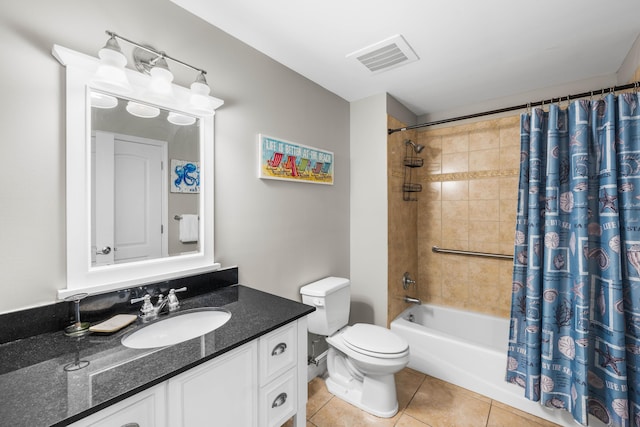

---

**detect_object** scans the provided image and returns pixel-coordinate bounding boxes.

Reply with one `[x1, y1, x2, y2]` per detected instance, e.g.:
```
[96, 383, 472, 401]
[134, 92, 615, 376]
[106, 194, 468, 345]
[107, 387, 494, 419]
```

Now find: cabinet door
[168, 341, 258, 427]
[68, 383, 166, 427]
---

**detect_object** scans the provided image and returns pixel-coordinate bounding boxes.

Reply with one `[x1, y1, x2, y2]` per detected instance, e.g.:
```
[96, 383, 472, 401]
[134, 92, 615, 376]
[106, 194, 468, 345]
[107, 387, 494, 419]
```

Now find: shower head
[405, 139, 424, 154]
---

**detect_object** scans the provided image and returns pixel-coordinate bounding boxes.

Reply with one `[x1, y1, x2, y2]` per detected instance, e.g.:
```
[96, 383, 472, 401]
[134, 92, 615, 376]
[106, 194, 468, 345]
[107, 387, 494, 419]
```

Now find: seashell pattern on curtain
[506, 92, 640, 427]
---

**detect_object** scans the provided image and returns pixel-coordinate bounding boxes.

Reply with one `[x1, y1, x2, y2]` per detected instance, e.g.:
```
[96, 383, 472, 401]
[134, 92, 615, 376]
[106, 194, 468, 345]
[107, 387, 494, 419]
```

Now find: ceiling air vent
[347, 34, 419, 74]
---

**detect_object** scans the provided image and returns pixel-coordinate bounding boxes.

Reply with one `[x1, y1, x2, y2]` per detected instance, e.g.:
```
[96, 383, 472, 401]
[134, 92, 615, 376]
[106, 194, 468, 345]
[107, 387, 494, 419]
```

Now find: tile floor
[286, 368, 562, 427]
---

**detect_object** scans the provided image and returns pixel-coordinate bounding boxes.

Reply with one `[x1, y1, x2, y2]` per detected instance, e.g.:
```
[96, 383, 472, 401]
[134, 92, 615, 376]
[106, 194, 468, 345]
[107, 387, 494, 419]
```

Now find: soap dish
[89, 314, 137, 333]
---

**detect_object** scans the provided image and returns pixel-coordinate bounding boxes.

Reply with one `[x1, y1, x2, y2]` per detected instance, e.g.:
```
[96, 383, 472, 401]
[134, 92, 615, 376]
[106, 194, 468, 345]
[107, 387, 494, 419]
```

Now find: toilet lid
[342, 324, 408, 356]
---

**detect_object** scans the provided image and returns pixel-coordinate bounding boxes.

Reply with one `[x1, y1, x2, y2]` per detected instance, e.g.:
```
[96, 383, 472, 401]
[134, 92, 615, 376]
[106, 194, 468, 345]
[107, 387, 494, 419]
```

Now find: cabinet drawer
[259, 322, 297, 385]
[259, 368, 297, 427]
[68, 383, 166, 427]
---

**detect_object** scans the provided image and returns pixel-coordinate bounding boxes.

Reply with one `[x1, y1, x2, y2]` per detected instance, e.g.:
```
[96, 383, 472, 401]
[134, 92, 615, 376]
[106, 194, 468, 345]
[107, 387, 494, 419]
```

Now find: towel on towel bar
[179, 214, 199, 243]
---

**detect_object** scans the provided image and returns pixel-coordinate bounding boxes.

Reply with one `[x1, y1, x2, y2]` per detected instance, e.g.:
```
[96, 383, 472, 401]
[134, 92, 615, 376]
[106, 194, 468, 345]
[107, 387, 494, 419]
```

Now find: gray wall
[0, 0, 350, 313]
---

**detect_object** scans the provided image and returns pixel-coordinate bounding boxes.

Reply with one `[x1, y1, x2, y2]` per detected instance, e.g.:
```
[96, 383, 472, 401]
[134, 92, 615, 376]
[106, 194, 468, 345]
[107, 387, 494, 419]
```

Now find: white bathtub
[390, 304, 582, 426]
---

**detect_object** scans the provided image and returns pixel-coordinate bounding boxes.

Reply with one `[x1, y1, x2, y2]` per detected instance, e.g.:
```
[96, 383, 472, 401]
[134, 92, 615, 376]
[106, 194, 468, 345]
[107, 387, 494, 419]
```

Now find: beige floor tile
[306, 376, 333, 418]
[405, 375, 491, 427]
[310, 396, 400, 427]
[395, 413, 432, 426]
[281, 418, 316, 427]
[489, 401, 562, 427]
[396, 368, 426, 411]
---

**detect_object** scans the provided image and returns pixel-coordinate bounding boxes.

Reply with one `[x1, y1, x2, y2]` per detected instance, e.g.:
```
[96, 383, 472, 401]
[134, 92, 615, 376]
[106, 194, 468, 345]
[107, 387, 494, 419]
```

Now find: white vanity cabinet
[68, 383, 167, 427]
[258, 322, 299, 427]
[167, 340, 258, 426]
[68, 318, 308, 427]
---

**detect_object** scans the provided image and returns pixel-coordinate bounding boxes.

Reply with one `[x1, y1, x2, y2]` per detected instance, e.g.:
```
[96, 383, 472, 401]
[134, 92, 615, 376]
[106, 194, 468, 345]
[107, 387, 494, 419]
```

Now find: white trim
[53, 44, 223, 296]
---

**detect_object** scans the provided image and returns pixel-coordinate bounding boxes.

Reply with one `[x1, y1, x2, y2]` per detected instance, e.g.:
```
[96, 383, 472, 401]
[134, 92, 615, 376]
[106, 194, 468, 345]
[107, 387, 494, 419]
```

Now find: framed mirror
[53, 45, 223, 297]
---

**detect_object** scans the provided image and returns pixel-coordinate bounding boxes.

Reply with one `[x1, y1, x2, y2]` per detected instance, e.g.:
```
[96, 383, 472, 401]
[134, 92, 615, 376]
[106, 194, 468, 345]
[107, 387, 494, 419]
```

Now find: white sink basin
[121, 308, 231, 349]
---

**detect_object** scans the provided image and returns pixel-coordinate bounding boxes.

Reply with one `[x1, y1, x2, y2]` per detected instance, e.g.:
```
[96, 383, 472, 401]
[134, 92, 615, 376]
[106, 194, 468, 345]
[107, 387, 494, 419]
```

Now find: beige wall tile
[469, 149, 500, 171]
[394, 114, 519, 319]
[469, 200, 500, 220]
[422, 135, 442, 175]
[499, 176, 518, 200]
[442, 201, 469, 221]
[469, 178, 500, 200]
[500, 145, 520, 170]
[442, 219, 469, 241]
[442, 152, 469, 173]
[470, 128, 500, 151]
[469, 221, 500, 243]
[442, 180, 469, 201]
[499, 125, 520, 147]
[499, 199, 517, 223]
[442, 133, 469, 154]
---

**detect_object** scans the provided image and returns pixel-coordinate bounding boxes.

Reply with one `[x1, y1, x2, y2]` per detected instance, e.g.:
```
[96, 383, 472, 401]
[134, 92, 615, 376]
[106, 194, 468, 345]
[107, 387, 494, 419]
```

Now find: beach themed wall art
[171, 159, 200, 193]
[258, 134, 334, 185]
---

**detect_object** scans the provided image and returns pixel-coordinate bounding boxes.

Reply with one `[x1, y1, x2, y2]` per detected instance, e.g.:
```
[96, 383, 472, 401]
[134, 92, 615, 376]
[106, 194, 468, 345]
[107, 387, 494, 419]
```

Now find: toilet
[300, 277, 409, 418]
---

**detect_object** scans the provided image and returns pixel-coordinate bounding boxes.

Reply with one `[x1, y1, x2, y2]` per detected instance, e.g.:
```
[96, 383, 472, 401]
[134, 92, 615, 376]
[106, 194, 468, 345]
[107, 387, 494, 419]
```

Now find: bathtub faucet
[404, 295, 421, 305]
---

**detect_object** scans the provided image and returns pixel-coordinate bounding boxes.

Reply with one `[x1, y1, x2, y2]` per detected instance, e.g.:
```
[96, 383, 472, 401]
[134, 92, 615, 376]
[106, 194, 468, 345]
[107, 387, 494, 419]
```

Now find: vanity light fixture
[92, 34, 132, 93]
[189, 72, 214, 115]
[148, 55, 174, 98]
[95, 31, 215, 117]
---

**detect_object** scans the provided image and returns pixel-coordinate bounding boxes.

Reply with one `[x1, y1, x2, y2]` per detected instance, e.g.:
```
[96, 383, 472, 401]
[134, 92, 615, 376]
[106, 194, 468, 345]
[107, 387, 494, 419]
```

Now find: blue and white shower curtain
[506, 93, 640, 426]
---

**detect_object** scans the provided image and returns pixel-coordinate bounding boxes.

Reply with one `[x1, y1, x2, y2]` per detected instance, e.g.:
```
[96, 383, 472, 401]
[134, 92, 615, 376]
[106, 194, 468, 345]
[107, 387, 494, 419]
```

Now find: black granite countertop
[0, 281, 314, 427]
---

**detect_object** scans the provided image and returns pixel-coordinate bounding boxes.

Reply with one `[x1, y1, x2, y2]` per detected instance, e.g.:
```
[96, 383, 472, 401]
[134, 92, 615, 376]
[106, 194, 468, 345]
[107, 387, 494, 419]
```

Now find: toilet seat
[342, 324, 408, 359]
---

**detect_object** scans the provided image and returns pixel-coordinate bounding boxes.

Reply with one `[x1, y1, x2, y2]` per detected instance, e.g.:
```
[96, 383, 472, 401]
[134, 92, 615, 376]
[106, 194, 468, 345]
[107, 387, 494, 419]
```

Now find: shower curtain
[506, 92, 640, 427]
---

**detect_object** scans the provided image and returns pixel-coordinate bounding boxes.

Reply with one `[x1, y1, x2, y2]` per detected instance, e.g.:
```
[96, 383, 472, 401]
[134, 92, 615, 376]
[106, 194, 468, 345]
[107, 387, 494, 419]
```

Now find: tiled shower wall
[388, 71, 640, 322]
[387, 114, 521, 322]
[387, 116, 418, 324]
[416, 116, 521, 318]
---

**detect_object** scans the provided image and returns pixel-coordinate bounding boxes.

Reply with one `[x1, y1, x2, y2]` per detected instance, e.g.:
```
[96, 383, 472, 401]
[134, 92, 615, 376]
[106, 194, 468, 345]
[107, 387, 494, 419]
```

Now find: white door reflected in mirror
[92, 131, 167, 266]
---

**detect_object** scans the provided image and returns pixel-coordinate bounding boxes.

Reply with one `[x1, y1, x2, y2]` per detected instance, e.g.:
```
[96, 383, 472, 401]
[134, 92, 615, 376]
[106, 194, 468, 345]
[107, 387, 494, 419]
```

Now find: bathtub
[390, 304, 581, 426]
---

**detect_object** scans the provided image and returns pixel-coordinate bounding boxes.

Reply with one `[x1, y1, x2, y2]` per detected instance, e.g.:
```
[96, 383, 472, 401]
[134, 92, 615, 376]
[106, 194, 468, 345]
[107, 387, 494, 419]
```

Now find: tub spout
[404, 296, 421, 305]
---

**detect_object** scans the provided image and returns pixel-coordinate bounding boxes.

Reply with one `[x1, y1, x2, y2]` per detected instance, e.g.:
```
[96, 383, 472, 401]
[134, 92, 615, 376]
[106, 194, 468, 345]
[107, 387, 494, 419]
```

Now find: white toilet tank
[300, 277, 350, 336]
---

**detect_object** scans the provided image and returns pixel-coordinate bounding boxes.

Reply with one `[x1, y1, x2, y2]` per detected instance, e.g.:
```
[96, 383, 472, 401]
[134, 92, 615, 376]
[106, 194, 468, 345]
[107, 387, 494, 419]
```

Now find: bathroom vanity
[0, 268, 314, 427]
[2, 43, 318, 427]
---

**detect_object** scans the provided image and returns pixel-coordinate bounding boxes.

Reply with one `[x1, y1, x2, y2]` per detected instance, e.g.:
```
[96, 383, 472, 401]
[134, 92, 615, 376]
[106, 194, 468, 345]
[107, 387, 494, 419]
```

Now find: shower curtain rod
[388, 80, 640, 135]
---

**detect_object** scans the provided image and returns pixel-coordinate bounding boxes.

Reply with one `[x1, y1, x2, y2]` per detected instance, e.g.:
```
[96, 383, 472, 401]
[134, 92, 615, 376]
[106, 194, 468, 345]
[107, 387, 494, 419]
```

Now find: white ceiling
[171, 0, 640, 118]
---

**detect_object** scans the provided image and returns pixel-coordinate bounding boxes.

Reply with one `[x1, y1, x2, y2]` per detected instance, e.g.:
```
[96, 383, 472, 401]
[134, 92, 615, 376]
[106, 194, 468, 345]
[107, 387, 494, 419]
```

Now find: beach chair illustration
[283, 155, 298, 177]
[311, 161, 324, 177]
[320, 162, 331, 179]
[297, 158, 310, 176]
[266, 152, 284, 173]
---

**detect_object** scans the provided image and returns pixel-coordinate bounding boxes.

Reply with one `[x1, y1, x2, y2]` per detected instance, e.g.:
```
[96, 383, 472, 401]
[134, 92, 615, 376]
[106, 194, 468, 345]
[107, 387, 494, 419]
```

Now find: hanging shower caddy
[402, 139, 423, 201]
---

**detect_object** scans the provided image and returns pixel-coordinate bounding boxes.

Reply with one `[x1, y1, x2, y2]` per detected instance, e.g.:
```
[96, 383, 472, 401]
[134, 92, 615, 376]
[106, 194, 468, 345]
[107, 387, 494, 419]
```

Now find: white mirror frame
[53, 45, 223, 298]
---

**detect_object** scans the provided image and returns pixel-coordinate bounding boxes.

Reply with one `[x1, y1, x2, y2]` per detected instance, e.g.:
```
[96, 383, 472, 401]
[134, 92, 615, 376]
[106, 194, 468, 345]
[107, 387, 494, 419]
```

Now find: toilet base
[325, 349, 399, 418]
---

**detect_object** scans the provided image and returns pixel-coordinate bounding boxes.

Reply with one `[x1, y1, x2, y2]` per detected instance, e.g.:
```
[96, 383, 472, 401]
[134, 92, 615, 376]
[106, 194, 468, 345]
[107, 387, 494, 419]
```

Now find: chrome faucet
[404, 295, 421, 305]
[131, 287, 187, 322]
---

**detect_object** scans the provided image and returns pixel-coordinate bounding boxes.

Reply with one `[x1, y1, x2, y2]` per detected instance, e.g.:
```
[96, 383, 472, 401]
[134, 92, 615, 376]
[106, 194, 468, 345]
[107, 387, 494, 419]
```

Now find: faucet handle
[167, 287, 187, 311]
[131, 294, 154, 316]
